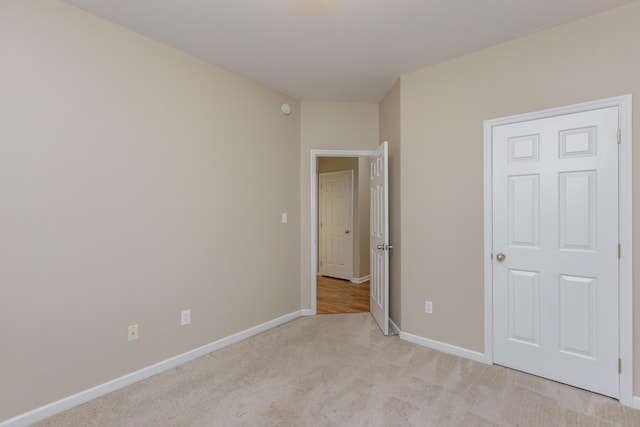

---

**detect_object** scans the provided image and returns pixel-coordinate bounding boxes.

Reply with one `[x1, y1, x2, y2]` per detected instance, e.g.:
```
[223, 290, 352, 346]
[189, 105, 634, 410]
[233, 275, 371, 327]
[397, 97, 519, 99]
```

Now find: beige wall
[318, 157, 359, 174]
[0, 0, 300, 420]
[300, 103, 379, 308]
[317, 157, 369, 279]
[378, 80, 402, 326]
[399, 2, 640, 392]
[357, 157, 371, 278]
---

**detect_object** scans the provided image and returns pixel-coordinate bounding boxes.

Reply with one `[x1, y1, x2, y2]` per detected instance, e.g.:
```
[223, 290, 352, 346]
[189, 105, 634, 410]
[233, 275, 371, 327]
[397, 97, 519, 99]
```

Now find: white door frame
[310, 149, 375, 315]
[483, 95, 633, 406]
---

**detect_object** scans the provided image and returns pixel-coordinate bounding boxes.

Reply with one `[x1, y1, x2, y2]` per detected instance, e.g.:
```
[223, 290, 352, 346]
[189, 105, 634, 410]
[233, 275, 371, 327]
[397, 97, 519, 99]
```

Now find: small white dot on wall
[281, 103, 291, 115]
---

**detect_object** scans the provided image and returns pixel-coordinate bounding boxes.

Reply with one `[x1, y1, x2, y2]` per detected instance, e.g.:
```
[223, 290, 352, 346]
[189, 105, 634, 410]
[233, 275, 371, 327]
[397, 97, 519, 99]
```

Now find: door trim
[310, 149, 375, 315]
[483, 95, 633, 406]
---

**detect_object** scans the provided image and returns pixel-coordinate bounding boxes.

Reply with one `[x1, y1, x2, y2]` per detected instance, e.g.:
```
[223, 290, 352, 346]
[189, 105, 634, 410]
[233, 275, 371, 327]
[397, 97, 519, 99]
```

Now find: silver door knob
[495, 253, 506, 262]
[376, 244, 394, 250]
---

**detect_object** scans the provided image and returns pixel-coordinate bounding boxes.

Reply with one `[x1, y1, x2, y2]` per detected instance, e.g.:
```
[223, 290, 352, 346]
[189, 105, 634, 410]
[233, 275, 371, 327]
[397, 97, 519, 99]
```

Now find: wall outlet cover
[425, 301, 433, 314]
[181, 309, 191, 326]
[128, 324, 139, 341]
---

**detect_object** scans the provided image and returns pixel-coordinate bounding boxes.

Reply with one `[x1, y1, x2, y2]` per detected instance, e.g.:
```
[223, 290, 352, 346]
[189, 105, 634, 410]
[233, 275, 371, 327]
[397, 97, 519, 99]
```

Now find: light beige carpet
[36, 313, 640, 426]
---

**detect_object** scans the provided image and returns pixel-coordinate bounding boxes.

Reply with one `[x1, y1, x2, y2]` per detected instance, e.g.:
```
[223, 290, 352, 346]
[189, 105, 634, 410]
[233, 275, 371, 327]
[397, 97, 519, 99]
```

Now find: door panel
[508, 269, 540, 346]
[370, 142, 389, 335]
[508, 174, 539, 247]
[493, 107, 619, 398]
[559, 171, 595, 250]
[559, 274, 596, 358]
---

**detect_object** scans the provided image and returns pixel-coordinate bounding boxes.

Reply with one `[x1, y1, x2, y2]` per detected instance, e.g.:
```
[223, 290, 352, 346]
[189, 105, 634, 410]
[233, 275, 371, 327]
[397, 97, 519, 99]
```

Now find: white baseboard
[389, 318, 400, 335]
[399, 330, 486, 364]
[393, 326, 638, 408]
[301, 309, 314, 316]
[350, 275, 370, 284]
[0, 310, 305, 427]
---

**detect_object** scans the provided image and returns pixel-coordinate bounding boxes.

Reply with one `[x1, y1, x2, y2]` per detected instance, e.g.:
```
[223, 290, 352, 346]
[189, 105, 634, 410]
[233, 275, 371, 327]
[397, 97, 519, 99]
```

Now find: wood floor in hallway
[316, 276, 369, 314]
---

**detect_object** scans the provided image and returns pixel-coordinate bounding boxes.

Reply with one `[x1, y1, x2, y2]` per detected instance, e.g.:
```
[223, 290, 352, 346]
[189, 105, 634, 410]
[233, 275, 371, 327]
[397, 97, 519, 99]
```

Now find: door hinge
[618, 358, 622, 374]
[618, 244, 621, 259]
[617, 128, 621, 144]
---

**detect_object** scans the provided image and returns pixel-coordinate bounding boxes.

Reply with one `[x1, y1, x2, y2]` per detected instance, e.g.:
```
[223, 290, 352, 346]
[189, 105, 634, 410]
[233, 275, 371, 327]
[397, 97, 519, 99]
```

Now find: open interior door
[370, 141, 389, 335]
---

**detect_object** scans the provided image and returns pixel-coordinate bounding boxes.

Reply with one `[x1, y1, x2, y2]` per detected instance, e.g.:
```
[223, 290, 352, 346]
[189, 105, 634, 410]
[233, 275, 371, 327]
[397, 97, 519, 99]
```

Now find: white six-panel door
[370, 142, 389, 335]
[492, 107, 619, 398]
[319, 170, 353, 280]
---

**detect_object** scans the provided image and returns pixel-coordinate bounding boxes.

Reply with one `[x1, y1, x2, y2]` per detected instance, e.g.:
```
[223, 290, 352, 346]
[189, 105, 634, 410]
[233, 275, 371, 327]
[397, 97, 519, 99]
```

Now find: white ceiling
[63, 0, 633, 103]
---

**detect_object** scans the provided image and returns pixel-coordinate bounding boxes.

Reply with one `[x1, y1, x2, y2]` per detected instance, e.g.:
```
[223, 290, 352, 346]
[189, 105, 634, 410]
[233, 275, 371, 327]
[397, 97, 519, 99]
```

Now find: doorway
[310, 143, 390, 335]
[316, 159, 367, 314]
[483, 95, 633, 404]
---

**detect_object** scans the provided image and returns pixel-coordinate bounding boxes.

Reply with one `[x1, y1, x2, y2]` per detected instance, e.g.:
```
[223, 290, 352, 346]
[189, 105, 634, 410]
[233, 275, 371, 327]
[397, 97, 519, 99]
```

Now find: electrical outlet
[425, 301, 433, 314]
[181, 309, 191, 326]
[128, 324, 139, 341]
[281, 213, 288, 223]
